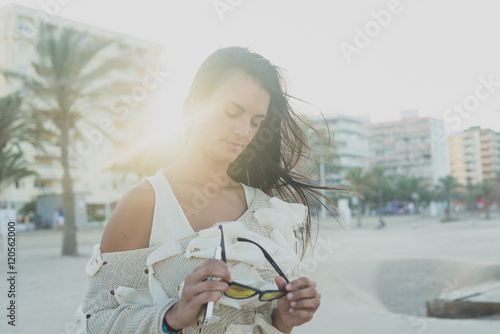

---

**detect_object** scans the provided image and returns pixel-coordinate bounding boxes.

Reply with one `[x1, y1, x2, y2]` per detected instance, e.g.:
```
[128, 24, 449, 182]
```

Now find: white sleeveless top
[144, 173, 256, 247]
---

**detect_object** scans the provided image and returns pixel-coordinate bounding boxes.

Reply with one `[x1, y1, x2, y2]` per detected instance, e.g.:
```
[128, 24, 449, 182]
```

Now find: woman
[75, 46, 340, 334]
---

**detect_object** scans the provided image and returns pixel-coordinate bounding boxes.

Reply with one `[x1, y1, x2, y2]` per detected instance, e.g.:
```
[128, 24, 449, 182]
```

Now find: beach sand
[1, 214, 499, 334]
[293, 215, 500, 334]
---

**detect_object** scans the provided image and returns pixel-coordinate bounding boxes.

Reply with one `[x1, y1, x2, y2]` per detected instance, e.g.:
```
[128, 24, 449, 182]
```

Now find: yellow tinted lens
[261, 291, 286, 301]
[225, 284, 257, 299]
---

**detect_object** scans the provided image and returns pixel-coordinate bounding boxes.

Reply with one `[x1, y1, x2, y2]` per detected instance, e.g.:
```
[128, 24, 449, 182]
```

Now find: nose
[233, 117, 250, 137]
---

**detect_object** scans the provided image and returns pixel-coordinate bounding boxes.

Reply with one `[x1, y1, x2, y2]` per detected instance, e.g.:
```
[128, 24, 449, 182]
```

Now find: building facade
[323, 113, 369, 180]
[449, 126, 500, 185]
[363, 110, 450, 184]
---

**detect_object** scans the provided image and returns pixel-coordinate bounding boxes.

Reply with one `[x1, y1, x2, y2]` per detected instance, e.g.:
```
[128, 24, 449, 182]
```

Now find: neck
[166, 141, 235, 188]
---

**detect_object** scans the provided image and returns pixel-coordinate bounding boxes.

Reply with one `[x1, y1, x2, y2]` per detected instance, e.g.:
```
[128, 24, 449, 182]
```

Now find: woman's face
[187, 71, 271, 164]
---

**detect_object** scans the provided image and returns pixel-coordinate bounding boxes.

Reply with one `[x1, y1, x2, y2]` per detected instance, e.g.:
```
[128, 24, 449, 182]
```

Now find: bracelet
[162, 316, 182, 334]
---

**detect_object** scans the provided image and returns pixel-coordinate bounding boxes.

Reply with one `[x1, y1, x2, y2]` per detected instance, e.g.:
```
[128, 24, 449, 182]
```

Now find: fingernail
[289, 308, 294, 313]
[287, 293, 293, 299]
[291, 301, 296, 307]
[286, 283, 292, 290]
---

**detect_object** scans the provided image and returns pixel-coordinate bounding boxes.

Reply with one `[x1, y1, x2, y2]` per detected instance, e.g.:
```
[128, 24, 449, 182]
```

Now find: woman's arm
[81, 181, 176, 333]
[99, 180, 155, 253]
[82, 246, 178, 334]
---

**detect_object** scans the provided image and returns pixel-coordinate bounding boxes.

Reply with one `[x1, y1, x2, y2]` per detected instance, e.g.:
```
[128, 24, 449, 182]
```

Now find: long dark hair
[183, 46, 348, 258]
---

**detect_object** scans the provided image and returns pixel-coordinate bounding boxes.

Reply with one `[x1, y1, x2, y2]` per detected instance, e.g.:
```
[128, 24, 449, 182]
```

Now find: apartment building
[449, 126, 500, 185]
[363, 110, 450, 184]
[323, 113, 369, 180]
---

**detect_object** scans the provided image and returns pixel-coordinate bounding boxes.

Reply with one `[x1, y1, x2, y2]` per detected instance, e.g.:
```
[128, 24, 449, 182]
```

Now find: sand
[293, 214, 500, 334]
[0, 214, 499, 334]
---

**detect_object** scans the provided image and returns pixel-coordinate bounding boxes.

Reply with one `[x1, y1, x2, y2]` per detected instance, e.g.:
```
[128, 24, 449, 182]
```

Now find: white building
[323, 113, 369, 180]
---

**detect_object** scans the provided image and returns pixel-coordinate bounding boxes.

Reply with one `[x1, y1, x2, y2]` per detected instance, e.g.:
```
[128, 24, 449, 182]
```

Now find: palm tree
[0, 149, 37, 197]
[365, 165, 390, 215]
[463, 181, 480, 215]
[0, 92, 46, 153]
[0, 92, 41, 196]
[345, 166, 367, 227]
[477, 180, 496, 219]
[4, 25, 136, 256]
[434, 175, 463, 220]
[395, 176, 428, 214]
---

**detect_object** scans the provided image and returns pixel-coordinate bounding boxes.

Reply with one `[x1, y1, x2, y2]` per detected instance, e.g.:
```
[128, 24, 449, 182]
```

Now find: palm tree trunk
[60, 124, 77, 256]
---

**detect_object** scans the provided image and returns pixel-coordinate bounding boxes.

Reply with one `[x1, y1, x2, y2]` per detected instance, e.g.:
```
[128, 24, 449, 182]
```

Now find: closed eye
[225, 109, 239, 118]
[226, 107, 265, 128]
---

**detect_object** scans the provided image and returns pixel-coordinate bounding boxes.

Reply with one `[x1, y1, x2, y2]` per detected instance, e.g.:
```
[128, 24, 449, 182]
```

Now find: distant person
[376, 216, 386, 229]
[71, 47, 344, 333]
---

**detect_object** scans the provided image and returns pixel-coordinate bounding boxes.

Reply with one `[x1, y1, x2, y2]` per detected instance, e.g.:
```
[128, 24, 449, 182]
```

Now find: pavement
[0, 213, 498, 334]
[0, 228, 101, 334]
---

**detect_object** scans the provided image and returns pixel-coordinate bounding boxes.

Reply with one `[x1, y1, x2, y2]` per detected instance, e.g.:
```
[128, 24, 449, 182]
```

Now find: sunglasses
[217, 225, 290, 301]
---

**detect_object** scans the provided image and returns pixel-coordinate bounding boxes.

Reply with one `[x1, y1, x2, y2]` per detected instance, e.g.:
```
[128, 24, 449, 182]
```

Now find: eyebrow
[227, 100, 267, 118]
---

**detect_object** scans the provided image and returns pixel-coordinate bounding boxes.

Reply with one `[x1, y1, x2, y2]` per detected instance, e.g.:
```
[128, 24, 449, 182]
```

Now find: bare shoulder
[99, 180, 155, 253]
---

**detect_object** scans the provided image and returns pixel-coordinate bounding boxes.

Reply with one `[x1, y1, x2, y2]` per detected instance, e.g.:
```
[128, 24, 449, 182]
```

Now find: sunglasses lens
[225, 284, 258, 299]
[260, 290, 287, 301]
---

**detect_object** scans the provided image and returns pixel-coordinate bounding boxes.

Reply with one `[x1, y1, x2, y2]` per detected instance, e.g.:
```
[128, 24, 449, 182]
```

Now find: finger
[184, 279, 230, 297]
[288, 308, 315, 321]
[199, 304, 207, 318]
[286, 287, 319, 301]
[275, 276, 288, 290]
[286, 277, 316, 291]
[187, 259, 232, 284]
[192, 290, 224, 305]
[289, 297, 321, 310]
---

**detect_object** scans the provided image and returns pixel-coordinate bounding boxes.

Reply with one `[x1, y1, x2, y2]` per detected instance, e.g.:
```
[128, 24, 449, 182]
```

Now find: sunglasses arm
[236, 237, 290, 284]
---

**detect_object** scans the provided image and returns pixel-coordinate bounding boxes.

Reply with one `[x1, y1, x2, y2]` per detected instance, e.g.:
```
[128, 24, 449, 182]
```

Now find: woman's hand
[164, 258, 232, 330]
[272, 276, 321, 333]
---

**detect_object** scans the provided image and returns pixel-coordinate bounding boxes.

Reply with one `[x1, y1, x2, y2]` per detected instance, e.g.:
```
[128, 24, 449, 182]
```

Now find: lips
[224, 140, 244, 150]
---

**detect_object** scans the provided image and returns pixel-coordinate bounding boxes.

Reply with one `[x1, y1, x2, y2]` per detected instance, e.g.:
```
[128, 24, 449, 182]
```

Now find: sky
[3, 0, 500, 136]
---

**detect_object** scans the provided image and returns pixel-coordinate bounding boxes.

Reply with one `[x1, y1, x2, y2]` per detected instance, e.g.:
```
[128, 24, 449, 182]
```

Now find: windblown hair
[183, 46, 348, 258]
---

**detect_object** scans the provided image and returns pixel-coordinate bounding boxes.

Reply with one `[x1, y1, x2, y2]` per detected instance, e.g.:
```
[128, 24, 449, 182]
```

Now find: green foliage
[0, 148, 37, 194]
[0, 93, 39, 194]
[434, 175, 463, 219]
[19, 199, 36, 216]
